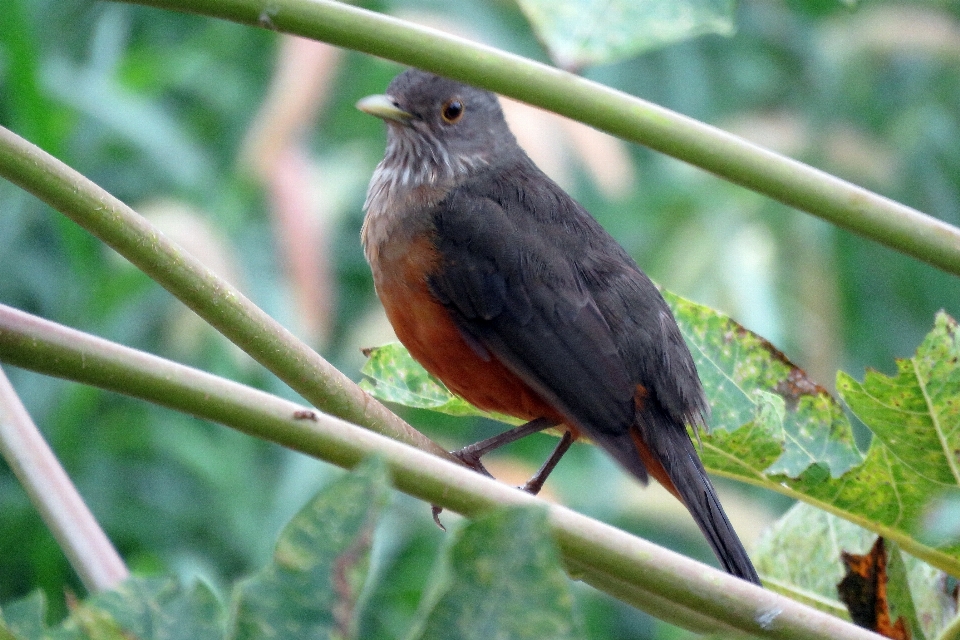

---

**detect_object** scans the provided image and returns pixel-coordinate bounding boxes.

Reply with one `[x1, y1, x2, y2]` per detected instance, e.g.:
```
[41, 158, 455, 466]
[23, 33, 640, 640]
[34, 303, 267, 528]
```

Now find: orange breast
[371, 235, 565, 425]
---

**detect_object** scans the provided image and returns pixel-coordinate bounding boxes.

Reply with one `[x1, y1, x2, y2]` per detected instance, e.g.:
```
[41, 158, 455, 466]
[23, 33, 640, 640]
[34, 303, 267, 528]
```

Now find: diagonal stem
[0, 125, 451, 464]
[0, 304, 884, 640]
[116, 0, 960, 277]
[0, 367, 129, 593]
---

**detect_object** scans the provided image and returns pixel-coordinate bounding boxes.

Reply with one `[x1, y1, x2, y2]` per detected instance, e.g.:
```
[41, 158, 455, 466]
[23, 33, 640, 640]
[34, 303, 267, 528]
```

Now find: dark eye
[441, 99, 464, 123]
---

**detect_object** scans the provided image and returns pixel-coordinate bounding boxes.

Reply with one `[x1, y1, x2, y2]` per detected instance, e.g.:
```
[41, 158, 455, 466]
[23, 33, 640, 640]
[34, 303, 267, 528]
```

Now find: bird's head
[357, 69, 518, 187]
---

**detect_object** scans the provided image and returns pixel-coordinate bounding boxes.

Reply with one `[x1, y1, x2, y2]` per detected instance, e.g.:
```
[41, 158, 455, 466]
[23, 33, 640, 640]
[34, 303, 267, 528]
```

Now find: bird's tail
[630, 412, 761, 585]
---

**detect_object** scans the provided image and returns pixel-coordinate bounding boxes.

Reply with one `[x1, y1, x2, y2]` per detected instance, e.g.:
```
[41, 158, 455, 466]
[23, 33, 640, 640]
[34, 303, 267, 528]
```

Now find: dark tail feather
[633, 414, 761, 585]
[679, 451, 761, 584]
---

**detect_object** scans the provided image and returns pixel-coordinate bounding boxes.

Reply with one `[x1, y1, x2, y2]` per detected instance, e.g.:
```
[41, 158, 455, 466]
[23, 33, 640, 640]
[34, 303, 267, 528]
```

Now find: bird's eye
[441, 99, 464, 123]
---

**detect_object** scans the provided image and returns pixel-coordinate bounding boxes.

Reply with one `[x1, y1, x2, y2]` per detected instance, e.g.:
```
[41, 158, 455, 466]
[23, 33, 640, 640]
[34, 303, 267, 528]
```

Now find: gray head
[357, 69, 519, 187]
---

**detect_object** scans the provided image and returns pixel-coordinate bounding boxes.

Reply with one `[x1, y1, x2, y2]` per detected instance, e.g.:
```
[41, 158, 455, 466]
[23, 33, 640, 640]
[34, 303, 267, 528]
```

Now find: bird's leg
[452, 417, 558, 475]
[432, 417, 559, 529]
[522, 430, 574, 495]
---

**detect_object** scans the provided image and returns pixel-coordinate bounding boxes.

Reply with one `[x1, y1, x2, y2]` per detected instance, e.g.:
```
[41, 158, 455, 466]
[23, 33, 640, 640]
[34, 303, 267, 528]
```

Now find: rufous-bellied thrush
[357, 69, 760, 585]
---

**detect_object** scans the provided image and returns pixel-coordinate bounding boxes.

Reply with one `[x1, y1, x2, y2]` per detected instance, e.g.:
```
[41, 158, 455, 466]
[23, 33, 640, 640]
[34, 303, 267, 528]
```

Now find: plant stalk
[0, 304, 884, 640]
[0, 125, 450, 463]
[117, 0, 960, 277]
[0, 367, 129, 593]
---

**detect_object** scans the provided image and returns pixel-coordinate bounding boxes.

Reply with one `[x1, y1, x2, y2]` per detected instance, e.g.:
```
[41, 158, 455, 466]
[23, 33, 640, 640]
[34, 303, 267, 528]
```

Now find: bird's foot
[451, 448, 496, 478]
[520, 430, 574, 496]
[431, 420, 564, 529]
[431, 449, 497, 530]
[430, 505, 447, 531]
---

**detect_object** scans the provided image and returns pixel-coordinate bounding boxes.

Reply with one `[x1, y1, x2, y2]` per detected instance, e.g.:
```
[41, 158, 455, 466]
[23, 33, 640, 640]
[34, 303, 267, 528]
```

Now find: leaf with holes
[838, 311, 960, 487]
[666, 291, 862, 480]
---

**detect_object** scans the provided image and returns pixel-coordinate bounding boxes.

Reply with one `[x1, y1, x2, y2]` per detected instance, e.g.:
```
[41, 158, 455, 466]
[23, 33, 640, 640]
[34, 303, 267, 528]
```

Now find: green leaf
[0, 578, 226, 640]
[57, 600, 129, 640]
[230, 457, 390, 640]
[360, 344, 521, 425]
[515, 0, 735, 69]
[91, 578, 224, 640]
[838, 311, 960, 486]
[672, 297, 960, 576]
[414, 507, 579, 640]
[754, 503, 952, 640]
[785, 434, 954, 550]
[665, 291, 863, 480]
[359, 298, 960, 575]
[1, 461, 389, 640]
[0, 591, 46, 640]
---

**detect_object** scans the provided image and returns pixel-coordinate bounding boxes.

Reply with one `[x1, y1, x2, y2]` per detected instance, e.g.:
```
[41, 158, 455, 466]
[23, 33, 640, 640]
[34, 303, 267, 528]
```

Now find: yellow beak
[356, 94, 413, 123]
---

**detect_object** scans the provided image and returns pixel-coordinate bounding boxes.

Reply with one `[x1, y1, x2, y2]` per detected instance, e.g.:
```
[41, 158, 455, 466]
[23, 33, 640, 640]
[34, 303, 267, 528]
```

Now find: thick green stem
[0, 304, 884, 640]
[0, 126, 451, 463]
[119, 0, 960, 276]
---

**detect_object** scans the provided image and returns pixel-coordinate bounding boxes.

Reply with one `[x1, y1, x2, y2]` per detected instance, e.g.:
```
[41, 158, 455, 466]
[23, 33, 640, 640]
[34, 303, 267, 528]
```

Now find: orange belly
[372, 236, 565, 424]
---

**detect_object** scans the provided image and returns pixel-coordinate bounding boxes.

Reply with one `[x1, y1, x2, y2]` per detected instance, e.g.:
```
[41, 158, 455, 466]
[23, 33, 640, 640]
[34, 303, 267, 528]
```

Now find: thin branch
[0, 126, 450, 463]
[0, 366, 129, 592]
[118, 0, 960, 277]
[0, 304, 884, 640]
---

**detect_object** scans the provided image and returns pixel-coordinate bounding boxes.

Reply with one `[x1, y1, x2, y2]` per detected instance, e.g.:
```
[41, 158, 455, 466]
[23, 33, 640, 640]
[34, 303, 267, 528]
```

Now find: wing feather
[428, 184, 635, 438]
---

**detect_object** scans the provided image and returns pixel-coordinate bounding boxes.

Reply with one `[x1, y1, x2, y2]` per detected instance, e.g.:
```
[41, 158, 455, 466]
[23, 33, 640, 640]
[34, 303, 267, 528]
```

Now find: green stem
[0, 367, 129, 593]
[0, 126, 450, 463]
[122, 0, 960, 276]
[0, 304, 884, 640]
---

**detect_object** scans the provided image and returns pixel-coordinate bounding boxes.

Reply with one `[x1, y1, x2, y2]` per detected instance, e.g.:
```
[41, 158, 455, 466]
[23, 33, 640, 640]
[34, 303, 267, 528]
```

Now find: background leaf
[1, 476, 581, 640]
[0, 591, 46, 640]
[93, 579, 223, 640]
[230, 457, 390, 640]
[838, 311, 960, 486]
[754, 503, 957, 640]
[414, 507, 580, 640]
[514, 0, 735, 69]
[0, 578, 224, 640]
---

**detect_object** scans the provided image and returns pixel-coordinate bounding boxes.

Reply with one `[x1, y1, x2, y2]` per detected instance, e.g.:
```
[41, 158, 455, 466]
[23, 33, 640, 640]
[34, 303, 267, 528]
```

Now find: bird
[357, 68, 761, 585]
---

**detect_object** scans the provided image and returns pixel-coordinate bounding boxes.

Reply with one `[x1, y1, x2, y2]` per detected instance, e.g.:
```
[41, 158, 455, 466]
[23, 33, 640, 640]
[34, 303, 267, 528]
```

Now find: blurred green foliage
[0, 462, 583, 640]
[1, 0, 959, 637]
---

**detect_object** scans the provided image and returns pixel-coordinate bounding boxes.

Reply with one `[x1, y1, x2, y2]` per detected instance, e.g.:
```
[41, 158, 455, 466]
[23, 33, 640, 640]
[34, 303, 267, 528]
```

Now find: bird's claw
[451, 448, 496, 479]
[430, 449, 498, 531]
[431, 504, 447, 531]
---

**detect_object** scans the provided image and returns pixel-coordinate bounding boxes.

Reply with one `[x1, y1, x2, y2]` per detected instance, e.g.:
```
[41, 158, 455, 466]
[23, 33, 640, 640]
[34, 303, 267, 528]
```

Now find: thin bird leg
[432, 417, 563, 530]
[431, 418, 573, 531]
[522, 430, 574, 496]
[451, 417, 558, 476]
